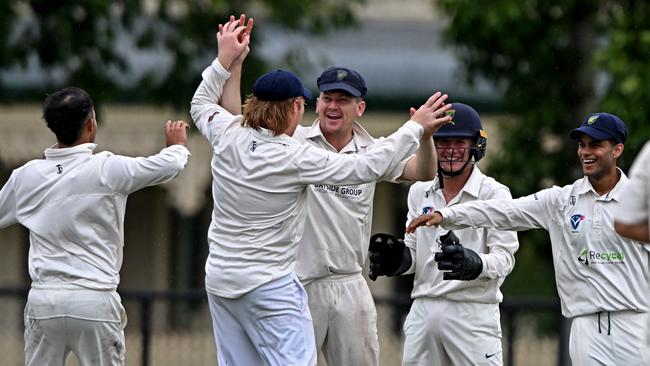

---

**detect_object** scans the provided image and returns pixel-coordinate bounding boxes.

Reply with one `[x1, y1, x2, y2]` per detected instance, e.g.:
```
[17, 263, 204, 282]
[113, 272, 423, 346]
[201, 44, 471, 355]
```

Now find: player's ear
[613, 142, 624, 159]
[86, 116, 94, 131]
[291, 98, 301, 112]
[356, 99, 366, 118]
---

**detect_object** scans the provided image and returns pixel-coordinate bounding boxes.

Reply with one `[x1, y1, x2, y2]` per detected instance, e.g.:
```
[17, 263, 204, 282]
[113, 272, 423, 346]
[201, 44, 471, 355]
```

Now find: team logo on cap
[587, 115, 599, 125]
[445, 109, 456, 125]
[336, 70, 348, 80]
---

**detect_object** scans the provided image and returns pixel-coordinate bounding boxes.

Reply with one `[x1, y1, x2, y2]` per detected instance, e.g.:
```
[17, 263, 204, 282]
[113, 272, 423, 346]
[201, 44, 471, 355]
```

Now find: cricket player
[614, 141, 650, 242]
[408, 113, 650, 366]
[368, 103, 518, 365]
[189, 15, 453, 366]
[0, 87, 190, 366]
[292, 66, 440, 366]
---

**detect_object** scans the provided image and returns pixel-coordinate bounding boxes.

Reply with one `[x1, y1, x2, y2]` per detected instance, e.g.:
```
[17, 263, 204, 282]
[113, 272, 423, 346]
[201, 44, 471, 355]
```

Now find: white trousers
[402, 297, 502, 366]
[569, 311, 650, 366]
[207, 272, 316, 366]
[24, 287, 126, 366]
[304, 273, 379, 366]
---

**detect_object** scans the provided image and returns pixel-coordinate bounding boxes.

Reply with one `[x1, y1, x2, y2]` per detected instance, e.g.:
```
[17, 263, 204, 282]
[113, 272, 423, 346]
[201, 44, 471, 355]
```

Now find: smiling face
[316, 91, 366, 138]
[435, 137, 474, 175]
[577, 134, 622, 180]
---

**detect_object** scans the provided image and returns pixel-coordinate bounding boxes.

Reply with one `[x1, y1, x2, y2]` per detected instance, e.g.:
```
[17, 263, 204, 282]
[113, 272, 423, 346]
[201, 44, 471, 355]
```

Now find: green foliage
[596, 1, 650, 161]
[436, 0, 650, 326]
[0, 0, 363, 110]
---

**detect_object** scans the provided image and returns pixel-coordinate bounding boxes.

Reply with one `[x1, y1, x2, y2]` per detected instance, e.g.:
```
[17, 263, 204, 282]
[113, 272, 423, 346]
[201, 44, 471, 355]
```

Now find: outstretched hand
[217, 14, 254, 70]
[410, 92, 452, 137]
[165, 120, 190, 147]
[406, 211, 443, 233]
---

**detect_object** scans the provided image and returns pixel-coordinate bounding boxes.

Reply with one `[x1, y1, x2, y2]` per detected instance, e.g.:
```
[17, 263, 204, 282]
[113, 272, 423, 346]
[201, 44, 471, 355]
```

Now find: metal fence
[0, 286, 569, 366]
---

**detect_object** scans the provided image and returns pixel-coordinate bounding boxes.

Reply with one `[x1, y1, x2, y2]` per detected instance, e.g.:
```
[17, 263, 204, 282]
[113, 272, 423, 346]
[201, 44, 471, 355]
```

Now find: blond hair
[242, 95, 295, 136]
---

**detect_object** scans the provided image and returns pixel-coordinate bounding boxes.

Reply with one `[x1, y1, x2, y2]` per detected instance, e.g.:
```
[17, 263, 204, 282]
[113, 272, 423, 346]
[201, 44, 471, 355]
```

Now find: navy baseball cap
[317, 66, 367, 98]
[433, 103, 483, 139]
[252, 70, 312, 101]
[569, 113, 627, 144]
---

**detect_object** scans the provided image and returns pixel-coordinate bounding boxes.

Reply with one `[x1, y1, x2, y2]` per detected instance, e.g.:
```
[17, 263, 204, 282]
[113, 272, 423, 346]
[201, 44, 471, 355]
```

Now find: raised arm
[104, 120, 190, 194]
[409, 92, 453, 139]
[190, 15, 251, 138]
[398, 98, 449, 181]
[294, 92, 453, 186]
[219, 14, 254, 115]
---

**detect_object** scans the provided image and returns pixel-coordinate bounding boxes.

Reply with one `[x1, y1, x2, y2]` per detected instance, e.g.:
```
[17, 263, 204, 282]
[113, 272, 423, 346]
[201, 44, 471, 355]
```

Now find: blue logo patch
[570, 214, 585, 232]
[422, 206, 434, 214]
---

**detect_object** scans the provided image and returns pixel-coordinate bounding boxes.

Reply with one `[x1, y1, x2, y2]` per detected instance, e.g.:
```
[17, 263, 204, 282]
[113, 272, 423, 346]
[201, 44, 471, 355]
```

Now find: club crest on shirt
[569, 214, 585, 232]
[422, 206, 434, 214]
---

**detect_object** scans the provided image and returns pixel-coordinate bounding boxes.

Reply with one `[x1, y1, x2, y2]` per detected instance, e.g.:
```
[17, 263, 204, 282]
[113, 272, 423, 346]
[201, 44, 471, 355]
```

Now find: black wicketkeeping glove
[434, 230, 483, 281]
[368, 233, 412, 281]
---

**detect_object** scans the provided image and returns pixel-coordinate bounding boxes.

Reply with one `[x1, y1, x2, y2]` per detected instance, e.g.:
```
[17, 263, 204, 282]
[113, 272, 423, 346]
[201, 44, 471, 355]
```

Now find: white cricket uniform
[190, 59, 424, 366]
[616, 141, 650, 229]
[402, 167, 518, 365]
[437, 170, 650, 366]
[0, 143, 189, 366]
[293, 120, 407, 366]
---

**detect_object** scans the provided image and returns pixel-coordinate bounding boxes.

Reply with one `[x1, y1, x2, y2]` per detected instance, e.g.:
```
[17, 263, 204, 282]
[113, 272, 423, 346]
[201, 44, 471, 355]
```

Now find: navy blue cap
[433, 103, 483, 139]
[569, 113, 627, 144]
[317, 66, 367, 97]
[252, 70, 312, 101]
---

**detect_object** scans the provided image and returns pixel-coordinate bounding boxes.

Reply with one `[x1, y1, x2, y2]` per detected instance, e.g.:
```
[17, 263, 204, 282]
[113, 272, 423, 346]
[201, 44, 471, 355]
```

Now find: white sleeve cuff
[438, 208, 452, 223]
[403, 120, 424, 139]
[211, 58, 232, 78]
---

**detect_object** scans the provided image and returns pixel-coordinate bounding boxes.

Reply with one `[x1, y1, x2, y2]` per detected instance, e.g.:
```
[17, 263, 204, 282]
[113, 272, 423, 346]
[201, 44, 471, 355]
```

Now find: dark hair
[43, 87, 94, 145]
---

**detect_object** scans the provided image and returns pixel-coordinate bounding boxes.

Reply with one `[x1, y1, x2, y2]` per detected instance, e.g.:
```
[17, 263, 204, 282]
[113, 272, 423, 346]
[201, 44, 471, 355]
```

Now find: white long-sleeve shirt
[616, 141, 650, 227]
[190, 60, 424, 298]
[0, 143, 190, 290]
[438, 171, 650, 318]
[293, 120, 408, 284]
[404, 167, 519, 303]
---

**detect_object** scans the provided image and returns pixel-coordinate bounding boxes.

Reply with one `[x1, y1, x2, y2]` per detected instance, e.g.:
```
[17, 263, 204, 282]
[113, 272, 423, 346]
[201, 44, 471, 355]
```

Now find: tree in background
[0, 0, 361, 109]
[436, 0, 650, 300]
